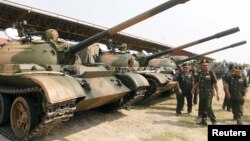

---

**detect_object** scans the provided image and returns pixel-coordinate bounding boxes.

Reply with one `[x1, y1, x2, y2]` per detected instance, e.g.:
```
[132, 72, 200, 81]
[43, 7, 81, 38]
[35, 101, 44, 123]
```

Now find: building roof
[0, 0, 213, 61]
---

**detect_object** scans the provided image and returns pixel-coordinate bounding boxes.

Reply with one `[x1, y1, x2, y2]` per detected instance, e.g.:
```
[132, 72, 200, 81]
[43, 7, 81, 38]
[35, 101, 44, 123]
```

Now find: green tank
[0, 0, 190, 140]
[146, 27, 240, 69]
[96, 27, 240, 102]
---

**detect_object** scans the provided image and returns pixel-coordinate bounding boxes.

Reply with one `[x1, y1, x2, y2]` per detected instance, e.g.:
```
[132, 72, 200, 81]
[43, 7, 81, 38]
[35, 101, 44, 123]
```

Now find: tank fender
[24, 75, 86, 104]
[116, 73, 149, 90]
[144, 73, 168, 84]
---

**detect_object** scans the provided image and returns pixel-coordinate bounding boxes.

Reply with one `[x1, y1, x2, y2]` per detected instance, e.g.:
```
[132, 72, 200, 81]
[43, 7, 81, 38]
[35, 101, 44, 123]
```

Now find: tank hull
[0, 64, 134, 141]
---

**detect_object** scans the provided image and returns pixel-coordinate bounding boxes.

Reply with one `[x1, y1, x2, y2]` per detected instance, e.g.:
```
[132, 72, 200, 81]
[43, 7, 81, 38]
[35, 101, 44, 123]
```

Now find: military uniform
[193, 59, 218, 125]
[174, 65, 182, 81]
[190, 64, 199, 105]
[222, 66, 234, 111]
[226, 66, 248, 125]
[174, 65, 183, 115]
[176, 63, 194, 114]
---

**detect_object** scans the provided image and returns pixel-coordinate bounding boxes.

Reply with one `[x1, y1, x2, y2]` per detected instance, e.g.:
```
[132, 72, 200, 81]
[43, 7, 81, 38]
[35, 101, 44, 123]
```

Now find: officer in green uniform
[174, 65, 183, 81]
[176, 63, 194, 115]
[222, 64, 235, 111]
[225, 66, 248, 125]
[192, 59, 219, 125]
[174, 65, 183, 116]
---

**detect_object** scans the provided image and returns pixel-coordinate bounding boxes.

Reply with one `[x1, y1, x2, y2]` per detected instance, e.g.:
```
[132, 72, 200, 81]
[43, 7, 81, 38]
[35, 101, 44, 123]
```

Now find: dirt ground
[1, 79, 250, 141]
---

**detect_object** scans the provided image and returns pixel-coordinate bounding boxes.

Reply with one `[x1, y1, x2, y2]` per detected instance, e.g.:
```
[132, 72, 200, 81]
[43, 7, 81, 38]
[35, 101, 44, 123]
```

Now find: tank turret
[100, 27, 240, 68]
[1, 0, 190, 66]
[98, 27, 240, 104]
[177, 41, 247, 64]
[64, 0, 190, 64]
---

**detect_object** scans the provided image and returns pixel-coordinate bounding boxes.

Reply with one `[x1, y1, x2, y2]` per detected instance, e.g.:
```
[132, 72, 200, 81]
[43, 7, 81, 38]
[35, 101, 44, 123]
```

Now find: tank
[177, 41, 247, 64]
[0, 0, 190, 140]
[97, 27, 240, 102]
[146, 27, 240, 68]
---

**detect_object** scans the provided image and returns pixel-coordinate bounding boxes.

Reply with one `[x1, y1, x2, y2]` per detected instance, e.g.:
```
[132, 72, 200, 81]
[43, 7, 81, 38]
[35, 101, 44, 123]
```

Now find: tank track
[143, 91, 163, 103]
[142, 78, 161, 103]
[118, 88, 145, 109]
[100, 88, 146, 112]
[0, 87, 76, 141]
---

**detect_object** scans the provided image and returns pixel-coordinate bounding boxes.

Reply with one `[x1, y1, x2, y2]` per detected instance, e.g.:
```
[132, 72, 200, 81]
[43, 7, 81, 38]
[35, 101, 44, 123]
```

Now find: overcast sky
[3, 0, 250, 64]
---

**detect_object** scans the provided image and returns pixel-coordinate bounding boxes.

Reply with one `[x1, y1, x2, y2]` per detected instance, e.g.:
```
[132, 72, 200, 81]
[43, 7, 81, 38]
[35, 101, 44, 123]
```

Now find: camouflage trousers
[231, 98, 244, 122]
[222, 92, 231, 111]
[199, 96, 216, 123]
[176, 93, 184, 114]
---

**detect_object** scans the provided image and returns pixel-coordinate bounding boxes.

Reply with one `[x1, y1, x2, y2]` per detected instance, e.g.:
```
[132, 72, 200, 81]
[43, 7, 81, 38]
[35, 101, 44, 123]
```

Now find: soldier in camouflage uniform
[225, 66, 248, 125]
[192, 59, 219, 125]
[174, 64, 183, 115]
[222, 64, 235, 111]
[174, 65, 183, 81]
[176, 63, 194, 115]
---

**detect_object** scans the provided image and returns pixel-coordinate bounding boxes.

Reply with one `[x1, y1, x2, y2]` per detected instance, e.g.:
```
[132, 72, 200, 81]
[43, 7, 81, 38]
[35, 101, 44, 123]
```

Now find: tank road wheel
[0, 93, 11, 125]
[146, 78, 158, 96]
[10, 97, 38, 139]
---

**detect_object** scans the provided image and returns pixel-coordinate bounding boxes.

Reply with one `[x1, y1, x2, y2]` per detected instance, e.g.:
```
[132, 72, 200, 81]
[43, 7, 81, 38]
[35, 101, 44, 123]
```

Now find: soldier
[128, 57, 135, 71]
[192, 59, 219, 125]
[118, 43, 127, 54]
[225, 66, 248, 125]
[174, 65, 183, 116]
[42, 29, 59, 42]
[174, 65, 183, 80]
[222, 64, 235, 111]
[176, 63, 194, 115]
[190, 63, 199, 105]
[136, 48, 147, 58]
[42, 29, 69, 52]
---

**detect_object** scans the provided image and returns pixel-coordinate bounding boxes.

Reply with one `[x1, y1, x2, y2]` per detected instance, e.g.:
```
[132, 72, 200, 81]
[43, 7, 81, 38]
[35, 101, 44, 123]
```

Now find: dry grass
[142, 80, 250, 141]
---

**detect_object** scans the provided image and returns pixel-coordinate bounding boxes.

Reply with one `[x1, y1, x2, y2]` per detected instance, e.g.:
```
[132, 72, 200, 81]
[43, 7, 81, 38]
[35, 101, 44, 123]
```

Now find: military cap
[234, 66, 242, 71]
[229, 64, 235, 70]
[176, 65, 182, 69]
[182, 63, 189, 67]
[200, 59, 210, 65]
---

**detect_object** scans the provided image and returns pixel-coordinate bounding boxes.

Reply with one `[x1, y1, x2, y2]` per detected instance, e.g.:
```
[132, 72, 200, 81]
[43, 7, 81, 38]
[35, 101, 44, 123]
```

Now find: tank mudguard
[25, 74, 86, 104]
[144, 73, 168, 84]
[116, 72, 149, 90]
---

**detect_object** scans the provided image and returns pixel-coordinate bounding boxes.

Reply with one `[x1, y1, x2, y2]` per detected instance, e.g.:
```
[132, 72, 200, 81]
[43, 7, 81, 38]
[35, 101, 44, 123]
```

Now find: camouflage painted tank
[0, 0, 190, 140]
[147, 27, 240, 71]
[210, 61, 229, 78]
[93, 27, 240, 102]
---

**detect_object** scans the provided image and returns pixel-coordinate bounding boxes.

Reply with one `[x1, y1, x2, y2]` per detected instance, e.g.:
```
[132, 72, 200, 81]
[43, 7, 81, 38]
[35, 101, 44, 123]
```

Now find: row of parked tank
[0, 0, 247, 140]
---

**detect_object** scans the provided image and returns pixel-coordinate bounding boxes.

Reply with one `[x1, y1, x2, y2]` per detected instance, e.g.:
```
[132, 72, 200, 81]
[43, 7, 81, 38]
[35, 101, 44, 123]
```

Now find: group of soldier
[174, 59, 248, 125]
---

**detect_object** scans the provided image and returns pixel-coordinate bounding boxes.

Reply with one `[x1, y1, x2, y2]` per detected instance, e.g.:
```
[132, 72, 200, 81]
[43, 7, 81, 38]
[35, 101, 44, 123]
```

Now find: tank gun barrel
[68, 0, 190, 54]
[145, 27, 240, 62]
[177, 40, 247, 64]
